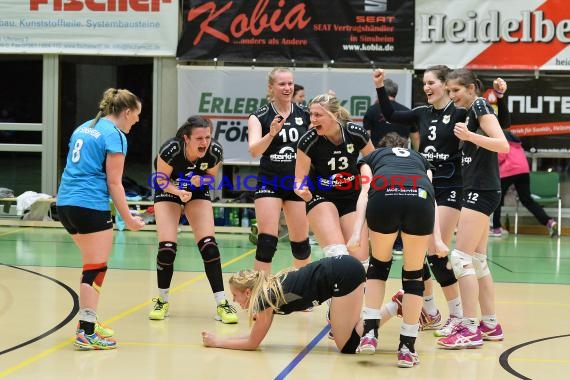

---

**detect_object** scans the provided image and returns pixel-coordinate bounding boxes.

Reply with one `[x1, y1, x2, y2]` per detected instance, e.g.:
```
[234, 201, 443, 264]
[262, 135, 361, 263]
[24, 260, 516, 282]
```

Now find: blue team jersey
[57, 118, 127, 210]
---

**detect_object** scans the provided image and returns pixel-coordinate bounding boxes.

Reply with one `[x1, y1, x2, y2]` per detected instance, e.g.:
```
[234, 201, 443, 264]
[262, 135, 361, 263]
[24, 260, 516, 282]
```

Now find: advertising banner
[415, 0, 570, 70]
[476, 72, 570, 150]
[178, 66, 412, 163]
[0, 0, 178, 55]
[177, 0, 414, 65]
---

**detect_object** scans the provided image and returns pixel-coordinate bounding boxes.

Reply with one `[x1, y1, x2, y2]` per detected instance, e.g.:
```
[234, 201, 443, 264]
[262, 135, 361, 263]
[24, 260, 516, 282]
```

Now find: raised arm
[247, 114, 285, 157]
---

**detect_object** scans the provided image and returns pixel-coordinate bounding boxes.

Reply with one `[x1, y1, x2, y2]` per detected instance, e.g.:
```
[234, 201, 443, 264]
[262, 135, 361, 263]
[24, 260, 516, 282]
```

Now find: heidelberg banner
[177, 0, 414, 64]
[415, 0, 570, 70]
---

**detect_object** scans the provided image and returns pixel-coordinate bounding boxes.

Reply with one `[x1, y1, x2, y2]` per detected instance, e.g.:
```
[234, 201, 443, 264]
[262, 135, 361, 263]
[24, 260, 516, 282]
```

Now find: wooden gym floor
[0, 227, 569, 379]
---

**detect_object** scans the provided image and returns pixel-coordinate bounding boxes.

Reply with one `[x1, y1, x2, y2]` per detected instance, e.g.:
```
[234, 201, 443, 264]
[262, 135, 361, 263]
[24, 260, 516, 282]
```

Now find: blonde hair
[266, 67, 293, 102]
[308, 93, 351, 126]
[89, 88, 140, 128]
[229, 267, 297, 325]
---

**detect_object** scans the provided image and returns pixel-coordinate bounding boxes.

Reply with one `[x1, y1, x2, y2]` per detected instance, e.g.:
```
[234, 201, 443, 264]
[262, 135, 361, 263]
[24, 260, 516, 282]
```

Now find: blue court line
[274, 324, 331, 380]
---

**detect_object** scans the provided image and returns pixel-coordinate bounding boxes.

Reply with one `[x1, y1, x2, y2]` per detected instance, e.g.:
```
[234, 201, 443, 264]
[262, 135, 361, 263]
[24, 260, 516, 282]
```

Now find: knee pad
[198, 236, 220, 263]
[402, 269, 424, 297]
[340, 328, 361, 354]
[367, 256, 392, 281]
[290, 239, 311, 260]
[473, 253, 491, 279]
[422, 260, 432, 281]
[323, 244, 348, 258]
[81, 262, 108, 292]
[157, 241, 177, 267]
[255, 233, 278, 263]
[427, 255, 457, 287]
[449, 249, 475, 279]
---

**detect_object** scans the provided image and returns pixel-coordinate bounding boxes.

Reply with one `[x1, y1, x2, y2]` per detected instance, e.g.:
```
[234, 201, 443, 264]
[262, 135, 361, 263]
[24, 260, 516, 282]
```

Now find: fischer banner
[415, 0, 570, 70]
[0, 0, 178, 55]
[178, 66, 412, 163]
[177, 0, 414, 64]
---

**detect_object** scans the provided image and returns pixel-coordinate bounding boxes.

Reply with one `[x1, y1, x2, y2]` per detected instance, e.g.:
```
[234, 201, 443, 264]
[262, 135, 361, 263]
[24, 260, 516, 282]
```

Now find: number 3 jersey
[250, 103, 310, 178]
[57, 118, 127, 210]
[297, 123, 370, 198]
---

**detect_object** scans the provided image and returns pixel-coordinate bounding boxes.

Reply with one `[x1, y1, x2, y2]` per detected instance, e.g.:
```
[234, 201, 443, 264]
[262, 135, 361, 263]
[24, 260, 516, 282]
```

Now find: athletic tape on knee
[449, 249, 475, 278]
[255, 233, 278, 263]
[81, 262, 108, 292]
[290, 239, 311, 260]
[473, 252, 490, 279]
[198, 236, 220, 262]
[427, 255, 457, 287]
[323, 244, 349, 258]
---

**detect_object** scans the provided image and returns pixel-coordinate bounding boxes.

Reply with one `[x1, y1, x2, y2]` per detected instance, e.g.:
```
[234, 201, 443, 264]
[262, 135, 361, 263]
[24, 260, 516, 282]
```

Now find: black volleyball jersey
[154, 137, 223, 187]
[257, 258, 337, 314]
[359, 147, 434, 200]
[377, 87, 466, 188]
[250, 102, 310, 178]
[297, 123, 370, 198]
[461, 98, 501, 191]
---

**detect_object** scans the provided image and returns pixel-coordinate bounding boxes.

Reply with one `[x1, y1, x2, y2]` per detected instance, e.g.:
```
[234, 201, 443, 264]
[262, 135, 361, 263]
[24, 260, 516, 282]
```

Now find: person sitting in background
[490, 130, 558, 237]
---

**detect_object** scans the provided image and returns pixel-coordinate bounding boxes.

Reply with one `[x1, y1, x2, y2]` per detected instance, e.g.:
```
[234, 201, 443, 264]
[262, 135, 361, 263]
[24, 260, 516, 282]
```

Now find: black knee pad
[422, 260, 432, 281]
[157, 241, 177, 266]
[198, 236, 220, 263]
[427, 255, 457, 287]
[340, 328, 361, 354]
[402, 268, 424, 297]
[290, 239, 311, 260]
[81, 263, 107, 290]
[255, 233, 278, 263]
[367, 256, 392, 281]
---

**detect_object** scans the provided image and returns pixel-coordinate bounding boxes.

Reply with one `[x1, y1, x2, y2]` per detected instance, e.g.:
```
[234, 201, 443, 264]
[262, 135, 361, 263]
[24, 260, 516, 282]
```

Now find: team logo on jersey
[200, 163, 208, 170]
[443, 115, 450, 124]
[295, 117, 304, 125]
[346, 144, 354, 153]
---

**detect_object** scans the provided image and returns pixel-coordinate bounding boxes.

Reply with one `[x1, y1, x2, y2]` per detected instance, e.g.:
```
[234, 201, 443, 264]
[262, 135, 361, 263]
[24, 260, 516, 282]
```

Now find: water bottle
[231, 208, 240, 226]
[241, 208, 250, 227]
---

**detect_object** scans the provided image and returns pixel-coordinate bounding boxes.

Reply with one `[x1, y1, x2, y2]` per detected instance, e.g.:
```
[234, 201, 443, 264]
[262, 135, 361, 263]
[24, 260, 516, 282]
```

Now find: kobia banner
[177, 0, 414, 64]
[415, 0, 570, 70]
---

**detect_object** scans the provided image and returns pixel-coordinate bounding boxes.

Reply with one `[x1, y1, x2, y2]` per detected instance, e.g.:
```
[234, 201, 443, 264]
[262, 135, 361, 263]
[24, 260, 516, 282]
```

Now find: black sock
[79, 320, 95, 335]
[363, 319, 380, 338]
[399, 334, 416, 352]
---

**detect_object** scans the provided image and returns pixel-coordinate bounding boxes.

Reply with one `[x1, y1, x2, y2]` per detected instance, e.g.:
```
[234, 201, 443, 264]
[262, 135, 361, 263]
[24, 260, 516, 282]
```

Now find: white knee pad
[449, 249, 476, 278]
[323, 244, 349, 258]
[473, 253, 491, 279]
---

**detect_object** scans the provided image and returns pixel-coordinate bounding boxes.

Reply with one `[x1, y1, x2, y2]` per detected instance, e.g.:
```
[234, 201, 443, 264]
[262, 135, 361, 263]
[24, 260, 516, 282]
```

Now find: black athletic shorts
[253, 181, 303, 202]
[154, 188, 211, 205]
[330, 255, 366, 297]
[434, 187, 463, 210]
[461, 189, 501, 216]
[57, 205, 113, 234]
[366, 188, 435, 235]
[306, 192, 357, 217]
